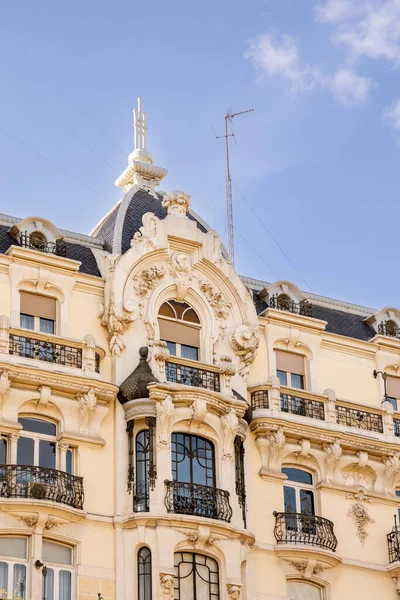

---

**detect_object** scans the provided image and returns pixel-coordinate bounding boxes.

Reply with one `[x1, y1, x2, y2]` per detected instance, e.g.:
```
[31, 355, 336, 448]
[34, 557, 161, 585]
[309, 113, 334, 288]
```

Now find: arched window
[174, 552, 219, 600]
[137, 547, 152, 600]
[29, 231, 47, 249]
[135, 430, 150, 512]
[287, 581, 322, 600]
[158, 301, 200, 361]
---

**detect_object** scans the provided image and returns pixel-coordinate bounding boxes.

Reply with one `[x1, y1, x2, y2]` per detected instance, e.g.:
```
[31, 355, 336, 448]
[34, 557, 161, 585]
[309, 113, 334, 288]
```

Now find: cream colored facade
[1, 102, 400, 600]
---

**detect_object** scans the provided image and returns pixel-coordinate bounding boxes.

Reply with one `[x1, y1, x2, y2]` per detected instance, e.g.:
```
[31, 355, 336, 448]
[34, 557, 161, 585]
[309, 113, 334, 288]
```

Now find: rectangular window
[388, 396, 398, 411]
[66, 450, 73, 475]
[181, 344, 198, 361]
[387, 377, 400, 411]
[42, 542, 73, 600]
[0, 439, 7, 464]
[0, 537, 27, 600]
[20, 314, 34, 330]
[20, 293, 56, 334]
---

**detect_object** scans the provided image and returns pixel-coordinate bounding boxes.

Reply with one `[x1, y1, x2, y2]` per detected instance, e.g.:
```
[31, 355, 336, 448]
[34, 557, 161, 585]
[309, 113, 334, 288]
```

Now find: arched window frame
[287, 580, 325, 600]
[174, 552, 220, 600]
[137, 546, 152, 600]
[158, 300, 201, 362]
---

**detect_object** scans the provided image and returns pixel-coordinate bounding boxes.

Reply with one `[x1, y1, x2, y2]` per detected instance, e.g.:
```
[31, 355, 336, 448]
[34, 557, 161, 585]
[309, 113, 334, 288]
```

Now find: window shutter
[387, 376, 400, 399]
[20, 292, 56, 320]
[275, 350, 305, 375]
[158, 319, 200, 347]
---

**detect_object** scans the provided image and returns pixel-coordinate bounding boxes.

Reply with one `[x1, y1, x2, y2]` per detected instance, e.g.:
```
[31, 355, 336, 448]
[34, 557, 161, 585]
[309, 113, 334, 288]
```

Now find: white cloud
[383, 99, 400, 136]
[244, 34, 320, 93]
[316, 0, 400, 63]
[327, 68, 373, 106]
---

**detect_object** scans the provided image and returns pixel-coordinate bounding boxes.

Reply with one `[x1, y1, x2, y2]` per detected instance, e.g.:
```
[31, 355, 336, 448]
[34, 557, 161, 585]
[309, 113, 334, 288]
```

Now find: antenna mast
[217, 108, 254, 264]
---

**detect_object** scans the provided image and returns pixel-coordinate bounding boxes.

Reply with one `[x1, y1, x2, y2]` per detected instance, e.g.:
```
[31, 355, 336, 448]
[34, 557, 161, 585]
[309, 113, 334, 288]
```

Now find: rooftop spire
[129, 97, 153, 165]
[115, 97, 167, 193]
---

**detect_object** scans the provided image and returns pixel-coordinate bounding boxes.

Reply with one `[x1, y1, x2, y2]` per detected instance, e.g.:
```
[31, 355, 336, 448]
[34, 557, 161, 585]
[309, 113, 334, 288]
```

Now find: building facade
[0, 100, 400, 600]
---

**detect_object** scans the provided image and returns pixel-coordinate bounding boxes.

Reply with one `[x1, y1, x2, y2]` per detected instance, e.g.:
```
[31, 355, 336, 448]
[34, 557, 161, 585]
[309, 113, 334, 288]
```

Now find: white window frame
[18, 419, 58, 469]
[0, 538, 29, 599]
[283, 468, 316, 514]
[20, 313, 55, 335]
[43, 542, 74, 600]
[164, 340, 199, 361]
[277, 369, 305, 390]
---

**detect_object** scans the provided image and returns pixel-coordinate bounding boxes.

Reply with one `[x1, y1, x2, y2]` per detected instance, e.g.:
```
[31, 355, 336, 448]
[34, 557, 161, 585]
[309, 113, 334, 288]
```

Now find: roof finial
[128, 97, 153, 165]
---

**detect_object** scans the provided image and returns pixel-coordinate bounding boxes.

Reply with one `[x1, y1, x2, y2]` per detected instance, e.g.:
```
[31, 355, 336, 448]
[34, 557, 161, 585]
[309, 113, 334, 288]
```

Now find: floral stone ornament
[347, 502, 374, 544]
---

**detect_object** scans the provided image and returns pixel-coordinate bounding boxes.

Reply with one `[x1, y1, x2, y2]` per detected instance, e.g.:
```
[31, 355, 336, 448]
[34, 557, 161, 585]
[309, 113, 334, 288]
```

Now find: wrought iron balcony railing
[378, 321, 400, 340]
[0, 464, 84, 510]
[19, 232, 67, 257]
[335, 405, 383, 433]
[164, 480, 232, 523]
[166, 361, 220, 392]
[269, 295, 313, 317]
[395, 419, 400, 437]
[251, 389, 269, 410]
[388, 522, 400, 563]
[281, 393, 325, 420]
[9, 334, 100, 373]
[273, 511, 337, 552]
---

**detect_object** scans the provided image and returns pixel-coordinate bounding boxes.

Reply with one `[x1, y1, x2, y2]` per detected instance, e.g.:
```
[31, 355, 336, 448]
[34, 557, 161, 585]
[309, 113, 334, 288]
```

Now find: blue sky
[1, 0, 399, 308]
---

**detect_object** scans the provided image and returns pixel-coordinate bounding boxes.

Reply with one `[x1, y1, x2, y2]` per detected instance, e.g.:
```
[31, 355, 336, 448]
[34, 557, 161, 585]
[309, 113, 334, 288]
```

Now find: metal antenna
[216, 108, 254, 264]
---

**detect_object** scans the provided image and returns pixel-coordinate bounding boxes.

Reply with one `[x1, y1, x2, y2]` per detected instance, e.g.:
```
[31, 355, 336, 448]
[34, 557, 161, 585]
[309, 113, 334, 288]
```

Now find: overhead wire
[233, 225, 281, 281]
[17, 44, 128, 157]
[0, 126, 112, 202]
[232, 179, 312, 291]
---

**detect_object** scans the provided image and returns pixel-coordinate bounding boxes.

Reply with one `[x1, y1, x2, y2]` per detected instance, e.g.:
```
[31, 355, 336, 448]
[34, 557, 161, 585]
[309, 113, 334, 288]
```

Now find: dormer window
[28, 231, 47, 250]
[9, 217, 66, 257]
[158, 301, 200, 361]
[379, 320, 400, 339]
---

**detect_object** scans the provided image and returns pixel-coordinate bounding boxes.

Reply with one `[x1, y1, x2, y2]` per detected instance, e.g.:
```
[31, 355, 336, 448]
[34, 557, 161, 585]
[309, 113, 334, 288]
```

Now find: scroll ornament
[230, 324, 260, 377]
[221, 409, 239, 462]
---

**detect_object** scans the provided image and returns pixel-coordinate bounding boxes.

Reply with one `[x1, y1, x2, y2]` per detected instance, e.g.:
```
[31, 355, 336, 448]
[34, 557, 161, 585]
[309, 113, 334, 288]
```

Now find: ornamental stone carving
[153, 340, 171, 374]
[383, 453, 400, 495]
[199, 281, 231, 323]
[79, 389, 97, 433]
[347, 502, 374, 544]
[0, 316, 9, 353]
[323, 440, 342, 484]
[19, 514, 39, 528]
[156, 396, 175, 449]
[227, 584, 241, 599]
[221, 409, 239, 462]
[159, 574, 174, 599]
[83, 334, 96, 372]
[133, 266, 165, 298]
[230, 324, 259, 378]
[171, 252, 192, 301]
[256, 428, 286, 476]
[190, 398, 208, 425]
[218, 355, 236, 389]
[162, 190, 190, 216]
[0, 371, 10, 404]
[132, 213, 158, 250]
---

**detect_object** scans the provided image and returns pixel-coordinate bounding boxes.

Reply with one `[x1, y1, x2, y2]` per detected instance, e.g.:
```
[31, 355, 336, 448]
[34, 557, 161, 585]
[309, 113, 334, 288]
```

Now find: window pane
[0, 538, 27, 559]
[20, 314, 34, 330]
[17, 437, 34, 466]
[39, 441, 56, 469]
[18, 418, 56, 436]
[40, 319, 55, 335]
[0, 439, 7, 464]
[291, 373, 304, 389]
[387, 397, 398, 411]
[43, 542, 72, 565]
[0, 562, 8, 596]
[13, 564, 26, 599]
[59, 571, 71, 600]
[284, 486, 297, 513]
[66, 450, 73, 475]
[44, 568, 54, 600]
[165, 341, 176, 356]
[277, 370, 287, 386]
[138, 547, 152, 600]
[287, 581, 321, 600]
[282, 468, 313, 485]
[300, 489, 315, 515]
[181, 345, 198, 361]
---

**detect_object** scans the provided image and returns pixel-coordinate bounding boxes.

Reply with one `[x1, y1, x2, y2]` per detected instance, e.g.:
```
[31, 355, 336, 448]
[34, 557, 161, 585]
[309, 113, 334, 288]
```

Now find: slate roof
[0, 225, 101, 278]
[95, 189, 208, 255]
[118, 347, 158, 404]
[250, 287, 377, 342]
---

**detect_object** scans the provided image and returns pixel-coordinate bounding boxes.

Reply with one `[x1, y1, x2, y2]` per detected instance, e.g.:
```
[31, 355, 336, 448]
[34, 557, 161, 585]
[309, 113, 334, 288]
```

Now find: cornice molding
[5, 246, 81, 274]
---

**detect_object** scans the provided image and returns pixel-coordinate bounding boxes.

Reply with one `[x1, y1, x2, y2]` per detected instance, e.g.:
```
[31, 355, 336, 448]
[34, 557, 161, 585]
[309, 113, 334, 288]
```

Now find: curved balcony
[164, 480, 232, 523]
[273, 511, 337, 552]
[0, 464, 84, 510]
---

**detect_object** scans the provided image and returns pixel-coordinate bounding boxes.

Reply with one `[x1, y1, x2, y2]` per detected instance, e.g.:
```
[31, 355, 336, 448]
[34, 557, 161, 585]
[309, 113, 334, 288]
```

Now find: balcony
[273, 511, 337, 552]
[281, 392, 325, 421]
[19, 232, 67, 257]
[9, 333, 100, 373]
[0, 464, 84, 510]
[164, 480, 232, 523]
[133, 481, 150, 513]
[388, 523, 400, 564]
[378, 321, 400, 340]
[335, 405, 383, 433]
[269, 295, 313, 318]
[165, 361, 220, 392]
